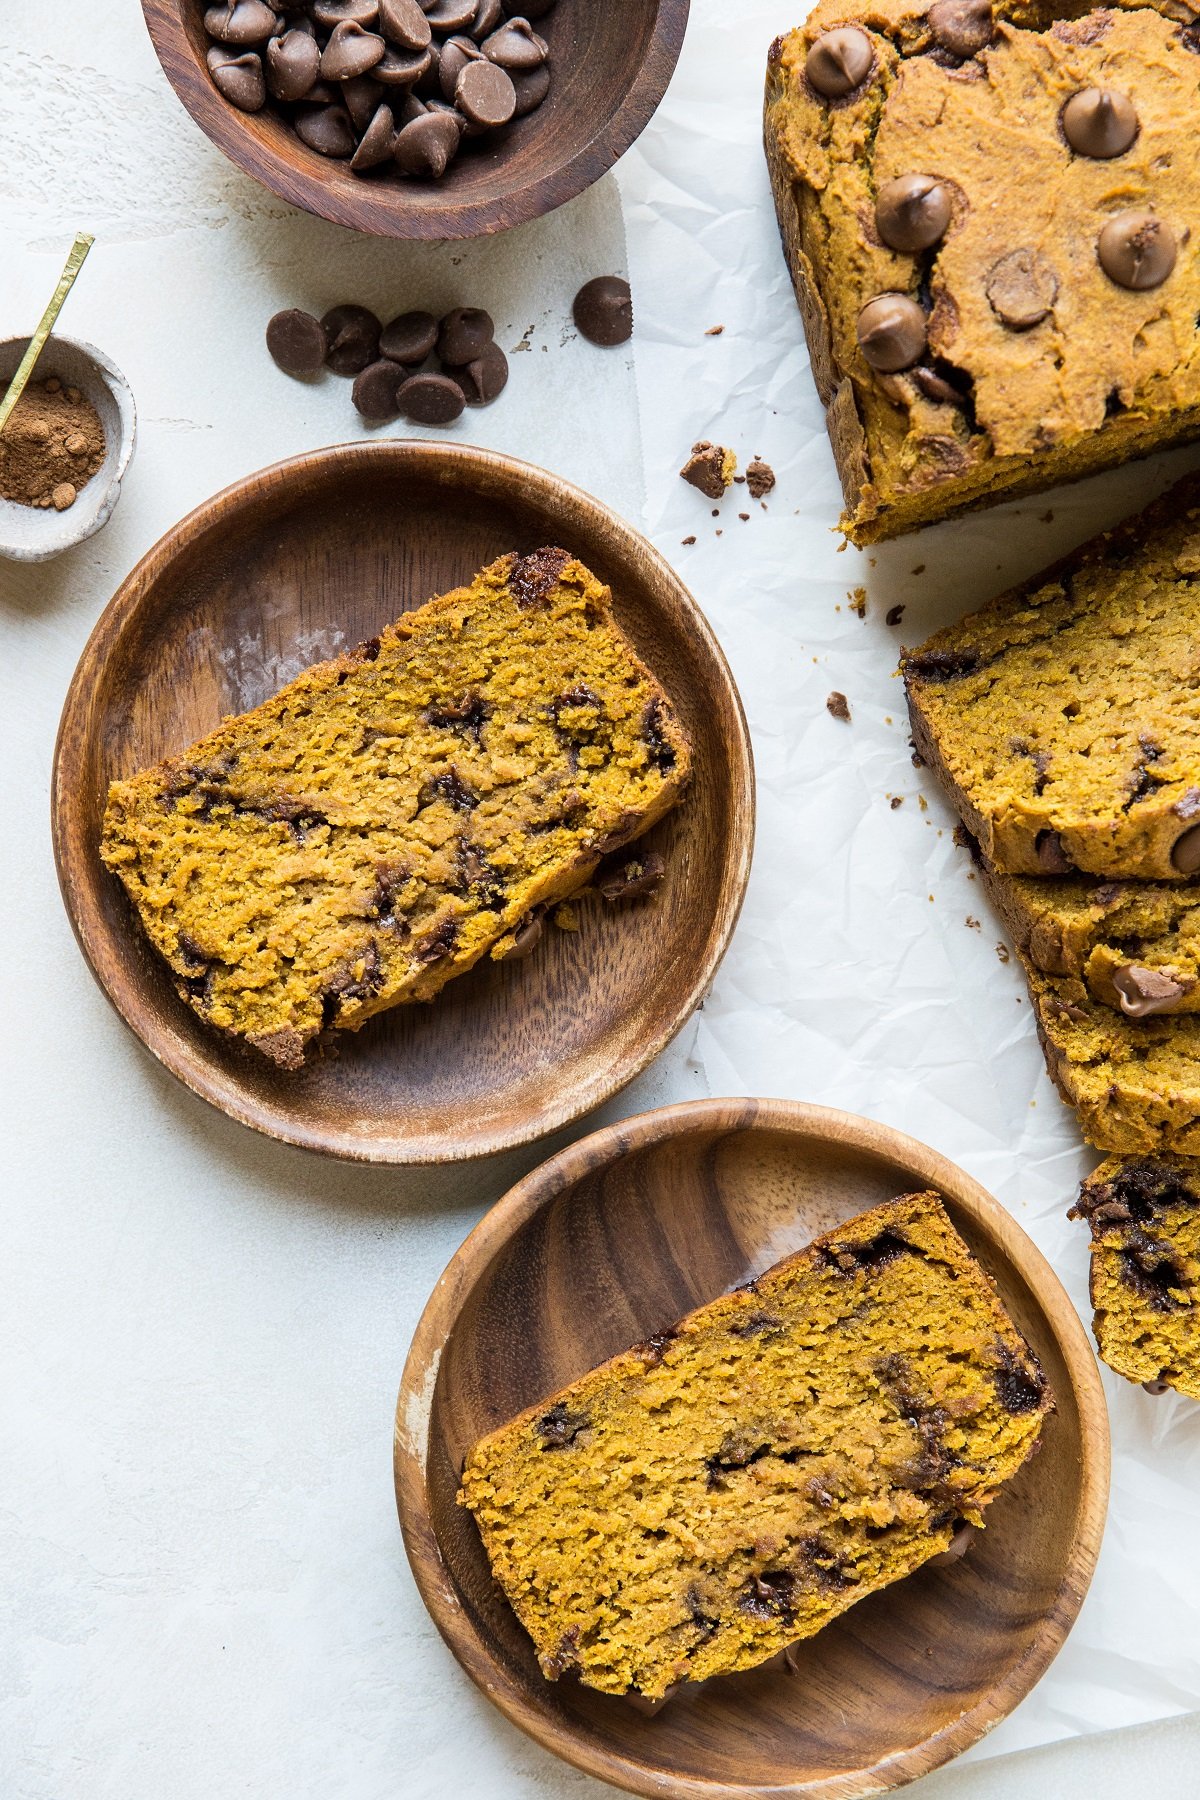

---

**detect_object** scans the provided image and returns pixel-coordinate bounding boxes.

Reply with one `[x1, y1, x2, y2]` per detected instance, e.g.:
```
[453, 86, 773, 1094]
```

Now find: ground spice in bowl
[0, 377, 105, 511]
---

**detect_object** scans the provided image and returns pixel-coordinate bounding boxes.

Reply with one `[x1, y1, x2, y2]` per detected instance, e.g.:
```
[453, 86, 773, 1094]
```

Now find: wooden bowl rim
[141, 0, 691, 240]
[394, 1096, 1111, 1799]
[51, 441, 754, 1166]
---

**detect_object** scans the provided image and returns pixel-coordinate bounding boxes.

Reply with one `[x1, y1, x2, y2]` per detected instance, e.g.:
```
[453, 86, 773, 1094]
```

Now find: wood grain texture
[395, 1098, 1110, 1800]
[52, 443, 753, 1164]
[141, 0, 690, 240]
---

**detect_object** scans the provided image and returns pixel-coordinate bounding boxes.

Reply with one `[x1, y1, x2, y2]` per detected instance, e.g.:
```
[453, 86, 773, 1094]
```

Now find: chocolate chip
[314, 0, 380, 25]
[875, 174, 952, 255]
[805, 26, 873, 97]
[454, 57, 516, 127]
[207, 45, 267, 110]
[1112, 965, 1191, 1018]
[266, 308, 328, 377]
[1034, 829, 1073, 874]
[910, 364, 965, 404]
[438, 31, 483, 97]
[322, 304, 382, 374]
[1098, 211, 1177, 290]
[511, 61, 551, 114]
[350, 101, 397, 169]
[1061, 87, 1139, 158]
[472, 0, 504, 37]
[396, 370, 465, 424]
[928, 0, 993, 57]
[481, 18, 548, 69]
[994, 1356, 1045, 1413]
[451, 339, 509, 404]
[1142, 1377, 1172, 1395]
[378, 0, 432, 51]
[295, 101, 357, 154]
[856, 293, 927, 371]
[425, 0, 477, 27]
[536, 1401, 589, 1448]
[985, 249, 1059, 329]
[341, 71, 386, 128]
[320, 19, 387, 78]
[437, 306, 495, 365]
[1172, 822, 1200, 873]
[826, 690, 851, 721]
[351, 359, 404, 421]
[266, 28, 322, 100]
[597, 851, 666, 902]
[573, 276, 633, 346]
[379, 309, 439, 364]
[374, 45, 433, 84]
[739, 1570, 796, 1621]
[393, 108, 462, 174]
[495, 909, 545, 960]
[204, 0, 277, 45]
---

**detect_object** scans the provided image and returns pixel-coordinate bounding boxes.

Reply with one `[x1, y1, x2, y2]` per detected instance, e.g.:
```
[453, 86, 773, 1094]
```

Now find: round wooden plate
[141, 0, 690, 240]
[395, 1098, 1110, 1800]
[52, 445, 753, 1164]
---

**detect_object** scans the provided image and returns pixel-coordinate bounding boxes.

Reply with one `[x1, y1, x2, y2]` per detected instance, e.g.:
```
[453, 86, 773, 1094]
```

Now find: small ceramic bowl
[0, 335, 136, 563]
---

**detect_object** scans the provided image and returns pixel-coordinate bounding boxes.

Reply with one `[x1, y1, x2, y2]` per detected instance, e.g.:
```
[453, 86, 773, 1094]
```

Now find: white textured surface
[2, 3, 1199, 1798]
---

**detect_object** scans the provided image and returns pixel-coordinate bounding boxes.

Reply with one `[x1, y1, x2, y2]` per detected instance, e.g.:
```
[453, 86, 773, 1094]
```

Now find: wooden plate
[52, 445, 753, 1164]
[395, 1098, 1109, 1799]
[142, 0, 690, 240]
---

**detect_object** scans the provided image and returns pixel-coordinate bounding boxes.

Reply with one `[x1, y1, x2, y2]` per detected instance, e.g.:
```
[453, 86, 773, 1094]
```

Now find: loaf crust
[764, 0, 1200, 543]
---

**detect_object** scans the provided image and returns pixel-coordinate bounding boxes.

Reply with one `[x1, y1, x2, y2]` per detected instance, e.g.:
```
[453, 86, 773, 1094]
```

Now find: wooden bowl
[142, 0, 690, 240]
[395, 1098, 1109, 1799]
[52, 444, 752, 1164]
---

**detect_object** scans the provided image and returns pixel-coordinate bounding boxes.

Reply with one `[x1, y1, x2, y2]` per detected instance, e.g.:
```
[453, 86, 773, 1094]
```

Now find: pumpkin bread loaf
[459, 1191, 1051, 1701]
[765, 0, 1200, 544]
[903, 476, 1200, 881]
[1070, 1156, 1200, 1397]
[101, 549, 691, 1068]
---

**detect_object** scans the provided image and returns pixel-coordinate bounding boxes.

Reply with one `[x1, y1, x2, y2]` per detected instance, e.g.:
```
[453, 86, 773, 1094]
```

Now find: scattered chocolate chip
[266, 308, 328, 377]
[745, 456, 775, 498]
[394, 108, 462, 175]
[597, 851, 666, 903]
[455, 57, 516, 127]
[376, 310, 438, 365]
[314, 0, 378, 24]
[437, 306, 495, 365]
[396, 370, 465, 424]
[1098, 211, 1177, 290]
[438, 31, 483, 96]
[451, 339, 509, 404]
[857, 293, 927, 371]
[886, 604, 905, 625]
[827, 691, 851, 722]
[805, 26, 873, 97]
[295, 102, 357, 155]
[351, 358, 404, 421]
[985, 249, 1059, 329]
[374, 45, 433, 84]
[425, 0, 478, 27]
[1112, 965, 1191, 1018]
[573, 276, 633, 347]
[379, 0, 433, 51]
[1061, 87, 1139, 158]
[1173, 822, 1200, 872]
[875, 174, 952, 255]
[320, 19, 387, 79]
[207, 44, 267, 110]
[322, 304, 382, 374]
[680, 440, 734, 499]
[928, 0, 993, 58]
[205, 1, 277, 44]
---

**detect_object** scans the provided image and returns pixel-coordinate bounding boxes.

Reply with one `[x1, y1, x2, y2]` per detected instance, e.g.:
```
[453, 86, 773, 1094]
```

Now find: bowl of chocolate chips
[142, 0, 690, 239]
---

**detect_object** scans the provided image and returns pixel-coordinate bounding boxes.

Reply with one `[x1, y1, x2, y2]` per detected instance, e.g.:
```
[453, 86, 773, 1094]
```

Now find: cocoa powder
[0, 376, 105, 511]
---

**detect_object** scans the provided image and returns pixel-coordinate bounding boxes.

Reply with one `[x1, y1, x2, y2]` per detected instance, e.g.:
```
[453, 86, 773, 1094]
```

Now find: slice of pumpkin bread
[1021, 959, 1200, 1155]
[1070, 1157, 1200, 1399]
[101, 549, 691, 1068]
[903, 477, 1200, 881]
[980, 860, 1200, 1019]
[458, 1191, 1050, 1700]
